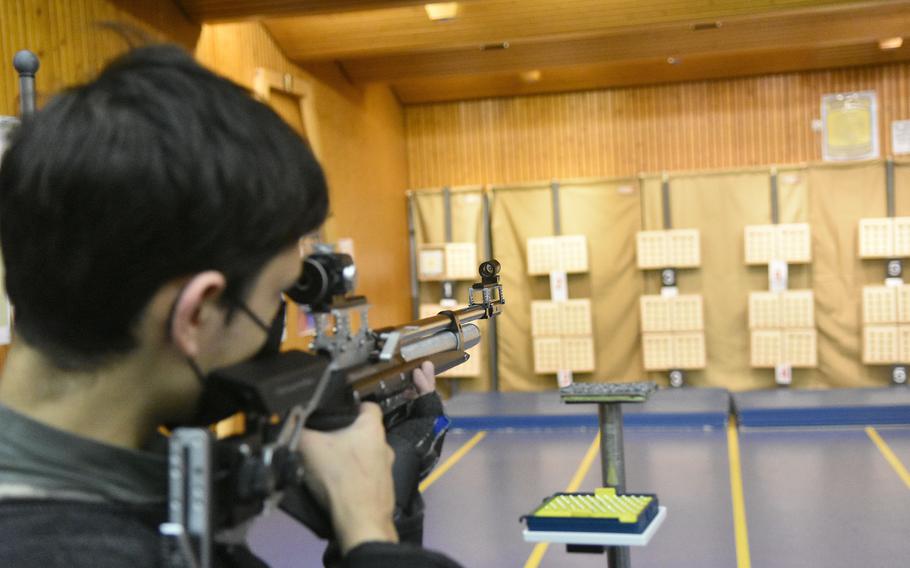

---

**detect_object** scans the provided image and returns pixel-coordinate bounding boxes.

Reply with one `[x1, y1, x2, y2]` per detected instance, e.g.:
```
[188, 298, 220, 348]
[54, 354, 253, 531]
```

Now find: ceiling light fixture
[879, 37, 903, 50]
[692, 21, 722, 31]
[520, 70, 542, 84]
[480, 41, 510, 51]
[425, 2, 458, 21]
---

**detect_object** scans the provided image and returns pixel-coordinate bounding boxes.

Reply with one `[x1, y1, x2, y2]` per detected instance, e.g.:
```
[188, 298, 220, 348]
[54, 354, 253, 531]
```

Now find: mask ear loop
[250, 300, 288, 361]
[228, 295, 289, 361]
[167, 279, 281, 384]
[229, 297, 272, 334]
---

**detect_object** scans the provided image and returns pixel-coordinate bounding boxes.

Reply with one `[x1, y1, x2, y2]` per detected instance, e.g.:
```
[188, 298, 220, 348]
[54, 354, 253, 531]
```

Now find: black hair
[0, 44, 328, 369]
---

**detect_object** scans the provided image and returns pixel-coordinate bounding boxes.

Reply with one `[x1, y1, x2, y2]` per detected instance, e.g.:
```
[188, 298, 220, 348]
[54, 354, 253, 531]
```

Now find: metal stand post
[599, 403, 630, 568]
[660, 174, 672, 231]
[482, 189, 500, 392]
[441, 186, 461, 395]
[661, 174, 684, 388]
[407, 193, 420, 320]
[885, 158, 906, 385]
[768, 167, 793, 387]
[546, 382, 660, 566]
[549, 180, 573, 386]
[13, 50, 39, 118]
[770, 167, 779, 225]
[551, 180, 562, 235]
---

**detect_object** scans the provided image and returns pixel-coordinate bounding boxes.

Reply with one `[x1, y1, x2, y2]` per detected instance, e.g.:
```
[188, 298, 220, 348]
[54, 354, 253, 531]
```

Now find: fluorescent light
[879, 37, 903, 50]
[425, 2, 458, 21]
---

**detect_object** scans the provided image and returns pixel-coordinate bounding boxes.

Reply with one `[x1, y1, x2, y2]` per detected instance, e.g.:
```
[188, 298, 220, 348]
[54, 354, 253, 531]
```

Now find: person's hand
[298, 403, 398, 554]
[412, 360, 436, 396]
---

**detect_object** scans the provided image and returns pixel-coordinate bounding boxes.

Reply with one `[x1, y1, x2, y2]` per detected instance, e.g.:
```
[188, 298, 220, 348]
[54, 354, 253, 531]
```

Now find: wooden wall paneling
[195, 23, 328, 176]
[246, 62, 314, 348]
[194, 22, 304, 91]
[0, 0, 198, 117]
[405, 61, 910, 188]
[299, 63, 411, 327]
[251, 72, 313, 348]
[266, 90, 307, 136]
[106, 0, 199, 47]
[196, 25, 412, 327]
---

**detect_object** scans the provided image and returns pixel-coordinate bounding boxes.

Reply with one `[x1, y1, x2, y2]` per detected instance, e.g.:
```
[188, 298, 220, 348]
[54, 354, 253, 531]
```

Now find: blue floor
[422, 430, 605, 567]
[421, 427, 910, 567]
[879, 426, 910, 464]
[248, 428, 737, 568]
[247, 389, 910, 567]
[739, 427, 910, 568]
[249, 508, 325, 568]
[520, 429, 734, 568]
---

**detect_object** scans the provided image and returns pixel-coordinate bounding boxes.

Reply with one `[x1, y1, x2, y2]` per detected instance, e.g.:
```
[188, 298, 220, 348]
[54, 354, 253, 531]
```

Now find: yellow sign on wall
[822, 91, 879, 161]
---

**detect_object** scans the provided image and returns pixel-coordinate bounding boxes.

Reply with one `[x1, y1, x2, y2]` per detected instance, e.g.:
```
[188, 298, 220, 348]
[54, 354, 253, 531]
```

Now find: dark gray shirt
[0, 404, 464, 568]
[0, 403, 167, 505]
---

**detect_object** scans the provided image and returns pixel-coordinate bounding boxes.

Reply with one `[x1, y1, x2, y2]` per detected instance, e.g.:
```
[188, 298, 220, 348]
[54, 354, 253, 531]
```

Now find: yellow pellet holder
[522, 382, 667, 567]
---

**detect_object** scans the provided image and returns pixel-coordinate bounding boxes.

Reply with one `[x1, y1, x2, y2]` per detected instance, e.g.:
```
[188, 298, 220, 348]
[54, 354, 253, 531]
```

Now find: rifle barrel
[399, 323, 480, 361]
[381, 305, 488, 348]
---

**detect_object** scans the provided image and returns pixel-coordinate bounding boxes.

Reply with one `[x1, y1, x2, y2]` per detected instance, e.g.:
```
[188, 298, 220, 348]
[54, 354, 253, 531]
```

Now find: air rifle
[161, 252, 505, 568]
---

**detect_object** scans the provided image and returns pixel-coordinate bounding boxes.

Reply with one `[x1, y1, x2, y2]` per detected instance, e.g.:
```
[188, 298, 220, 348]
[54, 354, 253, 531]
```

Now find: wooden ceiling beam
[390, 42, 910, 104]
[265, 0, 869, 61]
[340, 2, 910, 83]
[176, 0, 444, 22]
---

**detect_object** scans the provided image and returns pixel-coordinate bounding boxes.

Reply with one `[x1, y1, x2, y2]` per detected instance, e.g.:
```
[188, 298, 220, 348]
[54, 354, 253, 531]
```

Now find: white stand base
[522, 506, 667, 547]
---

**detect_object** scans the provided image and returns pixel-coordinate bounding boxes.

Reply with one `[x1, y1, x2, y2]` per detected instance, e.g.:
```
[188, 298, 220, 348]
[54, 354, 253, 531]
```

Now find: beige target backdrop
[412, 160, 910, 391]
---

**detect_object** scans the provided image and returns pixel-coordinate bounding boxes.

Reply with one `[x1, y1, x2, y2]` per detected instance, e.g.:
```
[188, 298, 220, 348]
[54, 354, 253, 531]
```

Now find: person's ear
[170, 271, 227, 357]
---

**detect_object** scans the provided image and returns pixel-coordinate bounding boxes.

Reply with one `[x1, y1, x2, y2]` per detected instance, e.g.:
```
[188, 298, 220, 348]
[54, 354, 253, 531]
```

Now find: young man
[0, 45, 461, 567]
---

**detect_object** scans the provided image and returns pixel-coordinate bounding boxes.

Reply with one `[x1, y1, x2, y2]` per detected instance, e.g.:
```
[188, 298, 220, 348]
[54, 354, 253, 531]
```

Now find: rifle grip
[304, 367, 361, 431]
[305, 406, 360, 431]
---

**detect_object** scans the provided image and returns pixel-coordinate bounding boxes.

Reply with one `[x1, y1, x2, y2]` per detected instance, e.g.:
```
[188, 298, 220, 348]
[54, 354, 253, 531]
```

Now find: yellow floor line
[866, 427, 910, 490]
[727, 417, 752, 568]
[523, 433, 602, 568]
[419, 431, 487, 493]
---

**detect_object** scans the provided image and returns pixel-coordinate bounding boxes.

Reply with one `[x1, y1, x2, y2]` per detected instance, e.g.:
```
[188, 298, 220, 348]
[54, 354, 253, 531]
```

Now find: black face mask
[183, 299, 289, 426]
[251, 300, 287, 360]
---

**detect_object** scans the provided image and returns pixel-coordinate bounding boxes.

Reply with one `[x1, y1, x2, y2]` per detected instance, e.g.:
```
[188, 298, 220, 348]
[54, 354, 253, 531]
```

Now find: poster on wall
[0, 116, 19, 344]
[821, 91, 879, 162]
[891, 120, 910, 155]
